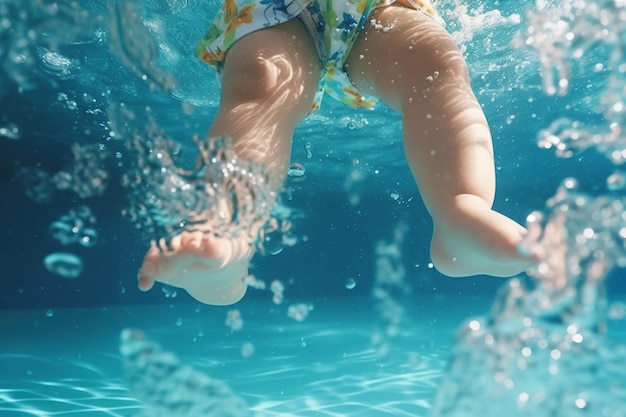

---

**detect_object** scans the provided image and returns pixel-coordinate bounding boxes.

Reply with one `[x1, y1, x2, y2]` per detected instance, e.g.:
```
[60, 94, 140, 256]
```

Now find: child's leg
[209, 19, 322, 189]
[138, 19, 321, 304]
[345, 6, 532, 277]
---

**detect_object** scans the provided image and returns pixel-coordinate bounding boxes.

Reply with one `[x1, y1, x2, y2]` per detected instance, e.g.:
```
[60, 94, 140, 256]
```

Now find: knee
[220, 30, 321, 109]
[222, 54, 289, 102]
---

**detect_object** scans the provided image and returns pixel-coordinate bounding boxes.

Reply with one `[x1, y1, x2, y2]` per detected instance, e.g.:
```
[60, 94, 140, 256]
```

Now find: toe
[138, 273, 154, 291]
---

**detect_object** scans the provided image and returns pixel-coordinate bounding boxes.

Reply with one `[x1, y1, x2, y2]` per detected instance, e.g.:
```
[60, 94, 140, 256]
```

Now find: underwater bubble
[607, 171, 626, 191]
[263, 229, 284, 255]
[45, 309, 54, 317]
[161, 285, 177, 298]
[563, 177, 579, 190]
[79, 228, 98, 247]
[65, 100, 78, 110]
[44, 252, 83, 278]
[287, 162, 305, 177]
[0, 123, 20, 140]
[304, 142, 312, 159]
[49, 220, 78, 245]
[347, 120, 357, 130]
[608, 301, 626, 319]
[40, 50, 75, 79]
[345, 278, 356, 289]
[240, 342, 255, 358]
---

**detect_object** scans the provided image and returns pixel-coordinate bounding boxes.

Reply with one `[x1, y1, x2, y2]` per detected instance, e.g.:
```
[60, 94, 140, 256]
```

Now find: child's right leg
[345, 6, 533, 278]
[137, 19, 321, 305]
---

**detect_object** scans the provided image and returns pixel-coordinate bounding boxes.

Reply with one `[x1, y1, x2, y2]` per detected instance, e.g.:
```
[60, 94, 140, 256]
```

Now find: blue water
[1, 0, 625, 415]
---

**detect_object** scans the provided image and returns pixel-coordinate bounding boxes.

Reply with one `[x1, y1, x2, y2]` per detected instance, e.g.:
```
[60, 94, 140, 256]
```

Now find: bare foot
[430, 195, 536, 278]
[138, 231, 254, 305]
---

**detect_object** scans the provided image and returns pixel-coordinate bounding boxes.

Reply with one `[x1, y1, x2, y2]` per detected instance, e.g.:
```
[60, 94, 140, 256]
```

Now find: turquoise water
[0, 296, 462, 416]
[1, 0, 625, 415]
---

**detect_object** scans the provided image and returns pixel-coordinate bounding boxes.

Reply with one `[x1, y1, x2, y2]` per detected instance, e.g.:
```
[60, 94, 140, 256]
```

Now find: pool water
[1, 295, 470, 417]
[1, 0, 626, 415]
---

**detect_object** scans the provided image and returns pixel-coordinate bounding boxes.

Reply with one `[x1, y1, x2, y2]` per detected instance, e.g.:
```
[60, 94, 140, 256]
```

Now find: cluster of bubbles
[0, 0, 102, 93]
[107, 0, 176, 93]
[244, 275, 316, 322]
[440, 0, 522, 46]
[432, 179, 626, 416]
[44, 206, 98, 279]
[225, 309, 243, 333]
[433, 0, 626, 415]
[270, 280, 285, 305]
[18, 142, 109, 202]
[370, 222, 411, 357]
[117, 104, 275, 248]
[18, 141, 107, 279]
[343, 159, 367, 206]
[161, 285, 178, 298]
[514, 0, 626, 169]
[49, 205, 98, 247]
[1, 0, 176, 95]
[119, 328, 251, 417]
[0, 122, 19, 139]
[287, 303, 314, 322]
[243, 274, 266, 290]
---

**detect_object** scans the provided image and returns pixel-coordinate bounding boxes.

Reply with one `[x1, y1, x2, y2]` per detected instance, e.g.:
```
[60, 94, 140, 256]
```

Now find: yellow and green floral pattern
[196, 0, 444, 112]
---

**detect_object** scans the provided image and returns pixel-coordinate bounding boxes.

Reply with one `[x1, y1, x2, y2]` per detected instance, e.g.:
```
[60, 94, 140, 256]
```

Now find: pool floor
[0, 294, 471, 417]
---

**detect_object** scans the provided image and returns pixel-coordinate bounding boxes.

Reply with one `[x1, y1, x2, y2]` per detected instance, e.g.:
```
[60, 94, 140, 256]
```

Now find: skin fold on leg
[345, 6, 534, 277]
[138, 19, 322, 305]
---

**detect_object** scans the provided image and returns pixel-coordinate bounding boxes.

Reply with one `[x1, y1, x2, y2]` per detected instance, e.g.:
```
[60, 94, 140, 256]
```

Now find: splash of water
[107, 0, 177, 93]
[515, 0, 626, 165]
[117, 105, 275, 245]
[0, 0, 176, 95]
[432, 1, 626, 414]
[0, 0, 102, 92]
[431, 179, 626, 416]
[119, 328, 251, 417]
[9, 0, 278, 271]
[371, 222, 411, 357]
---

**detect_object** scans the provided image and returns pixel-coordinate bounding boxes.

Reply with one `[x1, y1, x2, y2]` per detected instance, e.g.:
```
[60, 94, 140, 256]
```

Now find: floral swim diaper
[196, 0, 444, 111]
